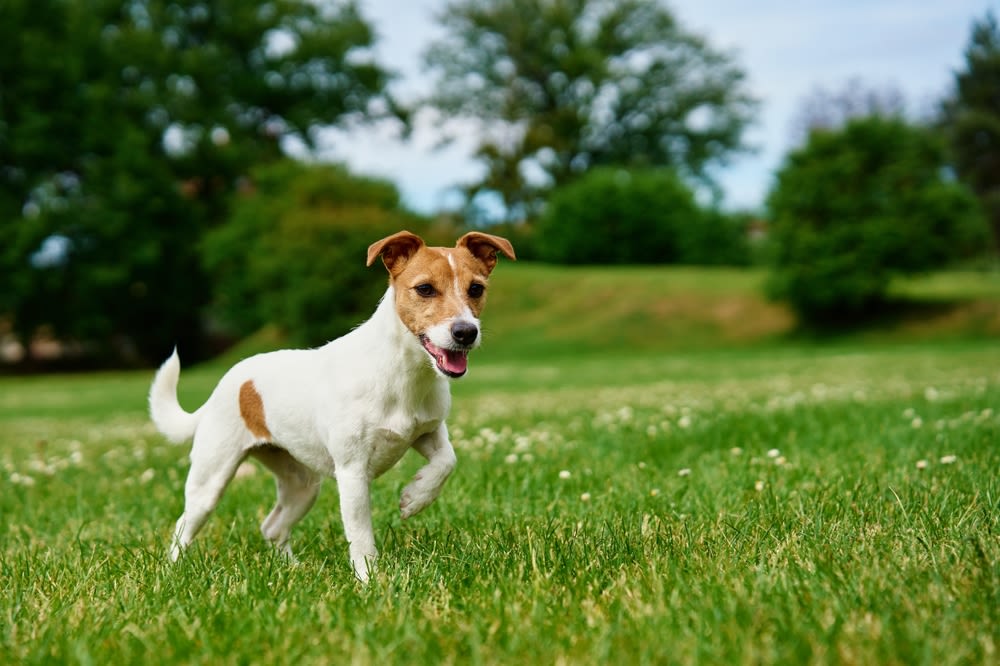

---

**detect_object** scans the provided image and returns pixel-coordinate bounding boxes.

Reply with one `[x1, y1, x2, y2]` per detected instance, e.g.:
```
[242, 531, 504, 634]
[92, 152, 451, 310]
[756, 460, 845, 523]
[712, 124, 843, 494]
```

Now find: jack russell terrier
[148, 230, 515, 581]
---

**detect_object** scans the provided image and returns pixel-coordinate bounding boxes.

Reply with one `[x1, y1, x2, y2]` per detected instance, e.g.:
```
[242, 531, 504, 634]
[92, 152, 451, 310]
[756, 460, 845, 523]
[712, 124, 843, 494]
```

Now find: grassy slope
[1, 266, 999, 664]
[462, 263, 1000, 359]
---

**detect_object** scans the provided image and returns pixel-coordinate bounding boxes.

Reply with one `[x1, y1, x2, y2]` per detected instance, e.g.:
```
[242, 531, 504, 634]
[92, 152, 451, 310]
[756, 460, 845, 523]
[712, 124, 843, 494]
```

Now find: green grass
[2, 337, 999, 664]
[2, 265, 999, 663]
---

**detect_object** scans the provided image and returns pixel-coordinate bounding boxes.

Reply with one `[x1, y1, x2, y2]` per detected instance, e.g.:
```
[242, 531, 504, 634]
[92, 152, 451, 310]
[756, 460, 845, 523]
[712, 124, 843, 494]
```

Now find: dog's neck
[338, 285, 441, 386]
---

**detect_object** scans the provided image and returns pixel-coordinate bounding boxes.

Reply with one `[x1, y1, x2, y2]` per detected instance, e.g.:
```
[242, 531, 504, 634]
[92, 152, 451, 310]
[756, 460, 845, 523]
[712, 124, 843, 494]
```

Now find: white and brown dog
[148, 230, 515, 581]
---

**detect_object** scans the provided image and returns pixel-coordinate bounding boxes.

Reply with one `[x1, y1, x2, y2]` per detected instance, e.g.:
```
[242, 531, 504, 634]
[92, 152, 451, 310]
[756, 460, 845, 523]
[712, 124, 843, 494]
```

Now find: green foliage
[535, 167, 749, 265]
[201, 161, 425, 347]
[0, 0, 388, 363]
[941, 11, 1000, 250]
[424, 0, 758, 219]
[766, 116, 990, 323]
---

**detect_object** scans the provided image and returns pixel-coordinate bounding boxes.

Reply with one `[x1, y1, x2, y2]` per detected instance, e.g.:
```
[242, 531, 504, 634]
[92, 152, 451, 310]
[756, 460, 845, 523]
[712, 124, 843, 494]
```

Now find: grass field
[2, 266, 999, 664]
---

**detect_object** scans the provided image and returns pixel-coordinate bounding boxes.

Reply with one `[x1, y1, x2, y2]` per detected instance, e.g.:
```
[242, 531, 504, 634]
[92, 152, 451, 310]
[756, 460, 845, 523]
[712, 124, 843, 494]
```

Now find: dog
[148, 230, 515, 581]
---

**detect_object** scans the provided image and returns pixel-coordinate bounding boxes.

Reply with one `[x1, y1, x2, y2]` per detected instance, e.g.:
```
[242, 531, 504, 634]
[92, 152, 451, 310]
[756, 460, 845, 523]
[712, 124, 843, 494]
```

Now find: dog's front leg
[400, 424, 457, 520]
[336, 467, 378, 582]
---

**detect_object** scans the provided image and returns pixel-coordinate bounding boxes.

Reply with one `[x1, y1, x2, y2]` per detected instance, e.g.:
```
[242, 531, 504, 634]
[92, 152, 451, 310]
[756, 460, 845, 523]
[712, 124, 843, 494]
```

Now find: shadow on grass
[783, 296, 1000, 342]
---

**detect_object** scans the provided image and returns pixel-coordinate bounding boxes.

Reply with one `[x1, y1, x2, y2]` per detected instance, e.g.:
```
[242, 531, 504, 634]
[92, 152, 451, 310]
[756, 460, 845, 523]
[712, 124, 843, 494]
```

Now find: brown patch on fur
[239, 380, 272, 440]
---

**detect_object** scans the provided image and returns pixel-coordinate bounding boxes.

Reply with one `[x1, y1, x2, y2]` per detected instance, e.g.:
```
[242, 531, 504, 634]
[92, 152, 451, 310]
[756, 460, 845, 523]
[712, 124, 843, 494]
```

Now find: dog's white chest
[366, 414, 440, 478]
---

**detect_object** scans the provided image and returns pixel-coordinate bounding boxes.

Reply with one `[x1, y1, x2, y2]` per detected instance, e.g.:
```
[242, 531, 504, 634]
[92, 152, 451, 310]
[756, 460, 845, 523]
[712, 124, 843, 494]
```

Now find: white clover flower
[677, 468, 691, 477]
[730, 447, 743, 456]
[924, 387, 939, 401]
[767, 448, 780, 458]
[916, 459, 929, 470]
[774, 456, 787, 466]
[637, 461, 647, 470]
[939, 455, 957, 465]
[903, 408, 916, 419]
[504, 454, 518, 464]
[649, 488, 660, 497]
[754, 480, 765, 492]
[677, 415, 692, 429]
[139, 468, 155, 484]
[10, 473, 35, 487]
[580, 492, 592, 502]
[911, 417, 923, 429]
[559, 470, 571, 480]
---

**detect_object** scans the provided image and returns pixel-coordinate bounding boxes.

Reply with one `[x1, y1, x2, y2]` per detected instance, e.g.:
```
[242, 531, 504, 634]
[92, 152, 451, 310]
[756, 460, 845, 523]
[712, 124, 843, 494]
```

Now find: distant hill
[215, 264, 1000, 366]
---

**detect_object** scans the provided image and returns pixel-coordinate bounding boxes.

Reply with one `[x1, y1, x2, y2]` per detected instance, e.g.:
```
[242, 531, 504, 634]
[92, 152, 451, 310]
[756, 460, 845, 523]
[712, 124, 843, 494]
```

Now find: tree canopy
[941, 11, 1000, 250]
[766, 116, 989, 323]
[0, 0, 388, 364]
[423, 0, 758, 219]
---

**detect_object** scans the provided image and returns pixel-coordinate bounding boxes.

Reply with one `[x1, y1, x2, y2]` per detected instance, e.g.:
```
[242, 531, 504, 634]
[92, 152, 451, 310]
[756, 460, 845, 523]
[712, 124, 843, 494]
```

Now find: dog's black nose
[451, 321, 478, 346]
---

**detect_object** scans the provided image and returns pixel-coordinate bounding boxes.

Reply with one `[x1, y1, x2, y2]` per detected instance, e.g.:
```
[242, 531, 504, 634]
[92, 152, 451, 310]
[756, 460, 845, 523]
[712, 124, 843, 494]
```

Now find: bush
[202, 161, 427, 347]
[766, 117, 990, 323]
[535, 168, 748, 265]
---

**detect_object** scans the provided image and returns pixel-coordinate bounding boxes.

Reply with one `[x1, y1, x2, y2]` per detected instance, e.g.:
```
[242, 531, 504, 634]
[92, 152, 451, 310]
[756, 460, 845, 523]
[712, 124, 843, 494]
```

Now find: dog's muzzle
[419, 321, 480, 378]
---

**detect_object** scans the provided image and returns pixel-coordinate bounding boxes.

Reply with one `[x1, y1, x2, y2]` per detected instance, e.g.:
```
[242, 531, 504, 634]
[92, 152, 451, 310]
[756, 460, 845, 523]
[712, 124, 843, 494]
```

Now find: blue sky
[316, 0, 997, 214]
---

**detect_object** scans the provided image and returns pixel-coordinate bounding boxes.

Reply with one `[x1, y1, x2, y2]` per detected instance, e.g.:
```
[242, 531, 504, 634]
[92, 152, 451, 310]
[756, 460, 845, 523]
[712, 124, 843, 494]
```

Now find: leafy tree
[790, 78, 907, 146]
[423, 0, 758, 219]
[941, 11, 1000, 250]
[0, 0, 388, 364]
[535, 167, 748, 265]
[767, 117, 989, 324]
[201, 161, 427, 347]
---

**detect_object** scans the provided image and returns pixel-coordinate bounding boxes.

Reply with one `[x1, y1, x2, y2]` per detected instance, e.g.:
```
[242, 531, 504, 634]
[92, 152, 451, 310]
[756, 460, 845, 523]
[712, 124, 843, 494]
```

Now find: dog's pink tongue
[442, 349, 468, 375]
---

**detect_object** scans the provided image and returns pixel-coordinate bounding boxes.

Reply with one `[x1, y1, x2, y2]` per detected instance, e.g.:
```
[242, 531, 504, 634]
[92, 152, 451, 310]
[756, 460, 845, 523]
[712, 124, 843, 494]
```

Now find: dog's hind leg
[400, 425, 457, 520]
[169, 429, 245, 561]
[250, 445, 322, 561]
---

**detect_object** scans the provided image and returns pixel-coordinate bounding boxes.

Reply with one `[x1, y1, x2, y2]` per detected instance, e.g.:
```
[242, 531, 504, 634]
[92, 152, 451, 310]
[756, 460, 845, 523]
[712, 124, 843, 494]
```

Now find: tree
[0, 0, 388, 364]
[790, 78, 907, 146]
[535, 167, 749, 266]
[941, 11, 1000, 250]
[766, 117, 989, 324]
[423, 0, 758, 220]
[201, 161, 427, 348]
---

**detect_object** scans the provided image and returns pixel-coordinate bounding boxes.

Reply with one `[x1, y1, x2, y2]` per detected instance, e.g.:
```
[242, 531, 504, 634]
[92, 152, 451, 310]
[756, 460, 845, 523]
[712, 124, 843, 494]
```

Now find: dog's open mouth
[420, 336, 469, 378]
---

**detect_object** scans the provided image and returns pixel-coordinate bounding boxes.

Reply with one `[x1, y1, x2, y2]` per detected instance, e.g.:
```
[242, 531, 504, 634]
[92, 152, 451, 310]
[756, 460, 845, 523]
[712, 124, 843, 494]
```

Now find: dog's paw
[350, 549, 378, 584]
[399, 481, 438, 520]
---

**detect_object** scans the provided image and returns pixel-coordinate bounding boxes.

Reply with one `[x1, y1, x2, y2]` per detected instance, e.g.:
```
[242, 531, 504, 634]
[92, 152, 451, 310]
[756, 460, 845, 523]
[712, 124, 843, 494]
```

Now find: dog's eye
[414, 284, 437, 297]
[468, 283, 485, 298]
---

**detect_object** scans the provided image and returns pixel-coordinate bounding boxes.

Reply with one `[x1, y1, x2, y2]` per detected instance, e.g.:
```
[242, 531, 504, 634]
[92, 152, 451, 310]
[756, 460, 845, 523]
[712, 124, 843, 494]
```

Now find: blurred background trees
[0, 0, 389, 364]
[423, 0, 758, 220]
[0, 2, 997, 368]
[201, 161, 428, 348]
[535, 167, 749, 266]
[940, 11, 1000, 250]
[766, 116, 989, 323]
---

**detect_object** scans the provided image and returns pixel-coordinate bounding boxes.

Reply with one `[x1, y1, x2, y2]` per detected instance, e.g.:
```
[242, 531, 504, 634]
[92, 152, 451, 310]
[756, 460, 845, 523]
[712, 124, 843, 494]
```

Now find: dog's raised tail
[149, 348, 201, 444]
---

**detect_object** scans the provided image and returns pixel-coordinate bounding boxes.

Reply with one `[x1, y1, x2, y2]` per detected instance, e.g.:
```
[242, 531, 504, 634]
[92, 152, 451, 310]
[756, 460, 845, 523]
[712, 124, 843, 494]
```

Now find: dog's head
[367, 231, 516, 378]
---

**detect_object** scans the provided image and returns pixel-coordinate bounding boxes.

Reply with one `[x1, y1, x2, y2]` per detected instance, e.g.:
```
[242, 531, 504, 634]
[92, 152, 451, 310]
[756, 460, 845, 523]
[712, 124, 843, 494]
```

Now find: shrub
[535, 168, 748, 265]
[202, 161, 426, 347]
[535, 168, 686, 265]
[766, 117, 990, 323]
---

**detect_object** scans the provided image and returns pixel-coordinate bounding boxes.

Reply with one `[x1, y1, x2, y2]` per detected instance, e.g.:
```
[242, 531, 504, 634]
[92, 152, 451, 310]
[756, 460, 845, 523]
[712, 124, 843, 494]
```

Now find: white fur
[149, 286, 459, 582]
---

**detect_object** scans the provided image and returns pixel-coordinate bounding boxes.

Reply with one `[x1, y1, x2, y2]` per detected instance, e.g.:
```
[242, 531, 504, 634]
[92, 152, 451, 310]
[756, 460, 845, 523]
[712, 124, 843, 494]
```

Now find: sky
[315, 0, 998, 215]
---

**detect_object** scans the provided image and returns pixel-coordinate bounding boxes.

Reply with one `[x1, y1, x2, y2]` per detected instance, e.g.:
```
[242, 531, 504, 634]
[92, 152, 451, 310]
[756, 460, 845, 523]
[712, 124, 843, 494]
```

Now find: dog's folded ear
[367, 230, 426, 275]
[456, 232, 516, 274]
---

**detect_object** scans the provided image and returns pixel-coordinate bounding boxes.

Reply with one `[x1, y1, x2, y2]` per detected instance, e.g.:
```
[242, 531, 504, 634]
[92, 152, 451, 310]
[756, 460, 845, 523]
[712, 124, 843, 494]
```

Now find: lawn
[2, 264, 999, 663]
[1, 336, 998, 664]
